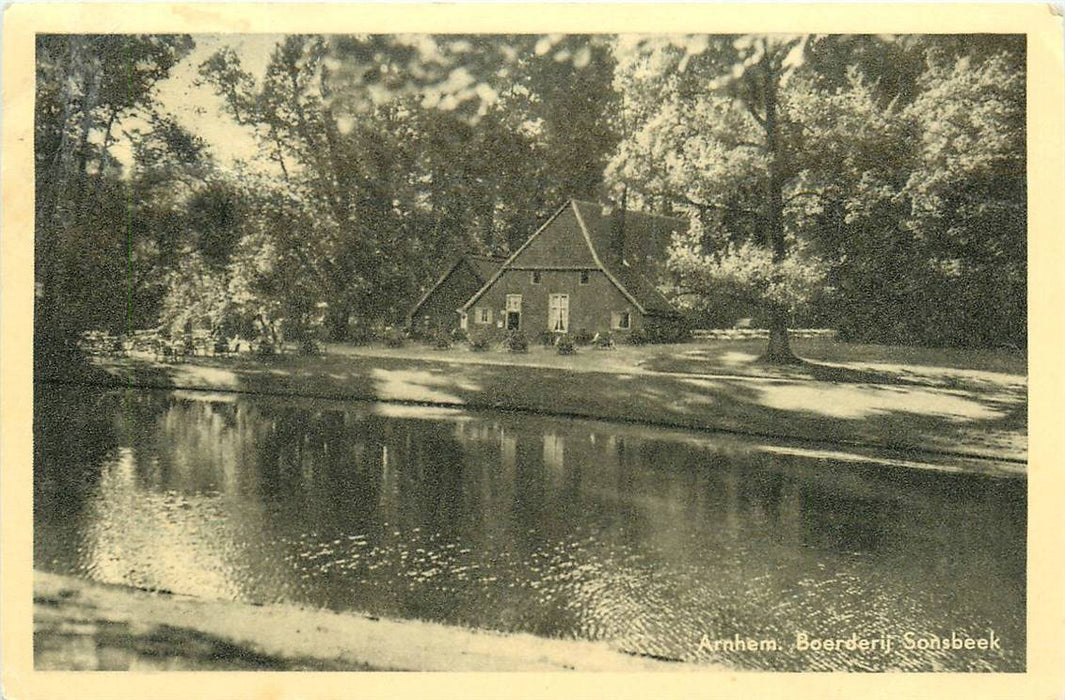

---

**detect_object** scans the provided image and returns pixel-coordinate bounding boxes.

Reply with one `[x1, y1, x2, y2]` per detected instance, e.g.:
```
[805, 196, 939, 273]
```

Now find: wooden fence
[691, 328, 838, 341]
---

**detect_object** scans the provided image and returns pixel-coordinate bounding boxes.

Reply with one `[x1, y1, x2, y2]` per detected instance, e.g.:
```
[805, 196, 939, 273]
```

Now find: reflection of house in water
[542, 434, 564, 486]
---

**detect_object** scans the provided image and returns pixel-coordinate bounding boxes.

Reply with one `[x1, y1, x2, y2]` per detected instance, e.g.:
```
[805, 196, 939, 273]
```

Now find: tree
[34, 34, 194, 366]
[199, 34, 623, 338]
[608, 34, 1025, 354]
[609, 35, 836, 362]
[898, 48, 1025, 348]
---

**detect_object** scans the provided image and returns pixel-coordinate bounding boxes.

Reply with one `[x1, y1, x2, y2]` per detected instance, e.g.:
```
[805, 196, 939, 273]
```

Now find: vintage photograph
[31, 32, 1027, 673]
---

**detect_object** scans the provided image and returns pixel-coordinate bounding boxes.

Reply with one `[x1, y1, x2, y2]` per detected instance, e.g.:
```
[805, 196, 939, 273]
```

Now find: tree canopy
[35, 33, 1026, 365]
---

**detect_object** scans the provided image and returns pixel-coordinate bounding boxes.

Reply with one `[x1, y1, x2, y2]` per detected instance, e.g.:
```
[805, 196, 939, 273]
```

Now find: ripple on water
[34, 389, 1026, 672]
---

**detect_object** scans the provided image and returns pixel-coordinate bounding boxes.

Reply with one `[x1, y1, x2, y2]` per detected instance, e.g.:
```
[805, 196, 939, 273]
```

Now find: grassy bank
[34, 571, 681, 672]
[45, 339, 1028, 469]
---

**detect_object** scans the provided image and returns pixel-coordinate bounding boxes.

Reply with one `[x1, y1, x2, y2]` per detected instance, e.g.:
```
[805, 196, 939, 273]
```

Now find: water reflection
[34, 387, 1025, 671]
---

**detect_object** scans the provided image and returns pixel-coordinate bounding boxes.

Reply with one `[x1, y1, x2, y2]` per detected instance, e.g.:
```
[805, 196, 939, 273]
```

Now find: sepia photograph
[18, 18, 1039, 682]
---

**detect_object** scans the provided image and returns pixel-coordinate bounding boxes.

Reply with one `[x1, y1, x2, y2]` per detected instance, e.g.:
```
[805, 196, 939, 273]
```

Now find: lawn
[75, 336, 1027, 470]
[330, 336, 1026, 395]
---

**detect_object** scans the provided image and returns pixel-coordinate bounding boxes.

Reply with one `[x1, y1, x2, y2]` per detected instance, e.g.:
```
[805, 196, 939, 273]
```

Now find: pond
[34, 386, 1025, 671]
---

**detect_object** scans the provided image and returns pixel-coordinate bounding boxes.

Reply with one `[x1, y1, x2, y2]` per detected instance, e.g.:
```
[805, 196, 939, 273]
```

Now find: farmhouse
[407, 253, 505, 335]
[459, 199, 686, 338]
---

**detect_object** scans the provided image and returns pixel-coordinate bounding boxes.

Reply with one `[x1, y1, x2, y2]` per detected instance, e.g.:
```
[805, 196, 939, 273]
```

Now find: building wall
[411, 262, 484, 333]
[469, 269, 643, 336]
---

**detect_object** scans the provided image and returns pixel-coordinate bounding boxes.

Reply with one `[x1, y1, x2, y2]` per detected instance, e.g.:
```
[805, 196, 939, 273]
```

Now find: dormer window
[580, 271, 590, 285]
[531, 271, 542, 284]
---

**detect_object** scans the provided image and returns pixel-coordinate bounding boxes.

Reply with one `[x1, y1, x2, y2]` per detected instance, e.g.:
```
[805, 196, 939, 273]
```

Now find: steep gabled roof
[460, 201, 574, 311]
[573, 200, 687, 271]
[461, 199, 687, 316]
[572, 200, 686, 316]
[465, 254, 506, 282]
[408, 253, 505, 321]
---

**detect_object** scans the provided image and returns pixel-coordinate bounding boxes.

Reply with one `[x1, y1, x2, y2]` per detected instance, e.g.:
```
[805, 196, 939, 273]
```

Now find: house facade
[407, 254, 504, 335]
[459, 200, 686, 338]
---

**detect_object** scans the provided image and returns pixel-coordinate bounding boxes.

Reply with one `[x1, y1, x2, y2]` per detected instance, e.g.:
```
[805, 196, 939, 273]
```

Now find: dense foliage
[34, 34, 1025, 369]
[607, 34, 1025, 353]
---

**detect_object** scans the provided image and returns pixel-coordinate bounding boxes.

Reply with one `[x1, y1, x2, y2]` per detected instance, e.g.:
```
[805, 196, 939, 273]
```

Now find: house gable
[507, 205, 598, 269]
[461, 199, 686, 320]
[410, 254, 502, 328]
[463, 201, 607, 313]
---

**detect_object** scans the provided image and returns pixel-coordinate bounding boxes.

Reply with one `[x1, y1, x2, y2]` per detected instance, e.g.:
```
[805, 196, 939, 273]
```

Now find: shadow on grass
[34, 616, 377, 671]
[646, 352, 1025, 395]
[44, 352, 1026, 463]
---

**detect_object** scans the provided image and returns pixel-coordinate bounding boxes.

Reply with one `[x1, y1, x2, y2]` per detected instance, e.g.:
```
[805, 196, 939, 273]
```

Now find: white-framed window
[460, 312, 468, 330]
[579, 270, 590, 285]
[611, 311, 631, 330]
[476, 307, 492, 324]
[531, 271, 542, 284]
[506, 294, 522, 311]
[548, 294, 569, 333]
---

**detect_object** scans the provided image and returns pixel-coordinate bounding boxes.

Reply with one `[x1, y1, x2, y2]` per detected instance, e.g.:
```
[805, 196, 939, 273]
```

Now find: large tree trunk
[757, 43, 799, 365]
[763, 307, 801, 364]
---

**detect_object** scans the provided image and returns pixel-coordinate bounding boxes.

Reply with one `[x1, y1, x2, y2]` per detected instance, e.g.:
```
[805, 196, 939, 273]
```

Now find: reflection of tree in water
[34, 391, 1026, 670]
[34, 386, 121, 570]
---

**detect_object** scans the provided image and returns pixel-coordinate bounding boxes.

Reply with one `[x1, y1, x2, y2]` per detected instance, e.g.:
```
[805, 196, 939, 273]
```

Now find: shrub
[628, 328, 650, 346]
[431, 330, 452, 350]
[572, 327, 594, 346]
[645, 316, 693, 344]
[556, 334, 576, 355]
[469, 331, 492, 352]
[594, 332, 615, 349]
[383, 328, 407, 348]
[504, 330, 529, 353]
[299, 337, 322, 355]
[538, 330, 557, 346]
[450, 327, 468, 343]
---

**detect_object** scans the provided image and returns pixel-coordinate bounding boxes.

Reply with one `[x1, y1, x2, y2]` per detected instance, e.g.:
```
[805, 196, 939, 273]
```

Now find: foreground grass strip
[34, 571, 687, 672]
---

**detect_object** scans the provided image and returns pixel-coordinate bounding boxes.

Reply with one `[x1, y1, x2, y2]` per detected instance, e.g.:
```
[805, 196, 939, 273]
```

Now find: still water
[34, 387, 1025, 671]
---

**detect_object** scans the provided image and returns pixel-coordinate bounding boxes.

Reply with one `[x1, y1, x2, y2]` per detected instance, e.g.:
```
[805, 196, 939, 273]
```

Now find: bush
[644, 316, 693, 344]
[383, 329, 407, 348]
[431, 330, 452, 350]
[257, 339, 277, 357]
[538, 330, 557, 346]
[469, 331, 492, 352]
[505, 330, 528, 353]
[556, 334, 576, 355]
[450, 327, 468, 343]
[628, 328, 650, 346]
[299, 337, 322, 355]
[594, 332, 615, 349]
[571, 327, 594, 346]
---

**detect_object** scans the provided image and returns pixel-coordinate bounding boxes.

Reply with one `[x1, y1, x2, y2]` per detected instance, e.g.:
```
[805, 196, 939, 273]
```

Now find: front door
[505, 294, 522, 331]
